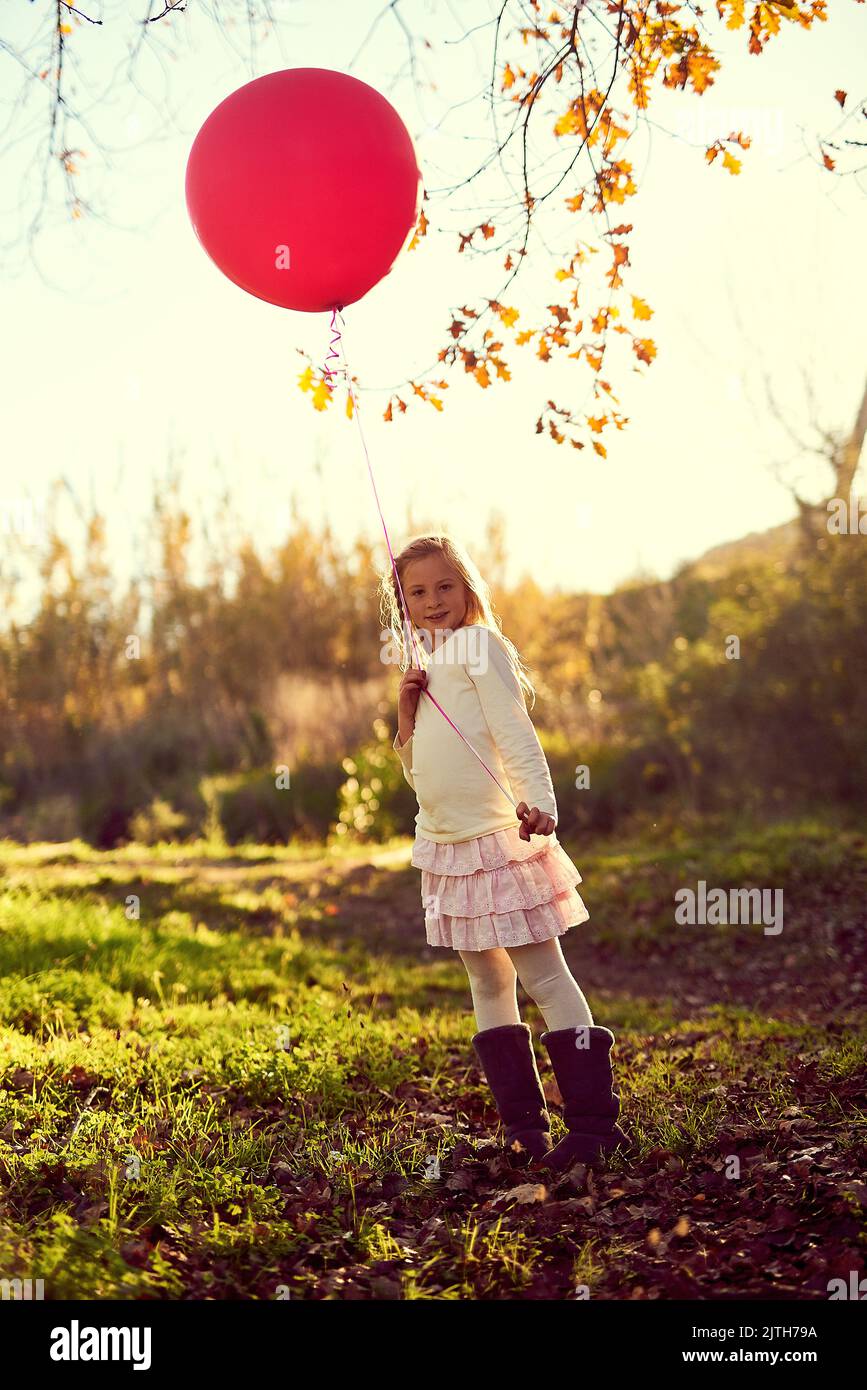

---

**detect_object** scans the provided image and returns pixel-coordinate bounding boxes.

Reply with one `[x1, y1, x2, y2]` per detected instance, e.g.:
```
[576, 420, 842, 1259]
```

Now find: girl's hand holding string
[515, 801, 555, 842]
[397, 665, 427, 744]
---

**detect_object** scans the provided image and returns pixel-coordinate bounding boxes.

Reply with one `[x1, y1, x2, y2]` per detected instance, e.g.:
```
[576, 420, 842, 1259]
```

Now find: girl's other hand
[516, 802, 555, 842]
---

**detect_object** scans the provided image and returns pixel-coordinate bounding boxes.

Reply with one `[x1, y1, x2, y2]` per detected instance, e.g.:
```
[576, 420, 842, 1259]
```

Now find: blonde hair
[377, 532, 537, 708]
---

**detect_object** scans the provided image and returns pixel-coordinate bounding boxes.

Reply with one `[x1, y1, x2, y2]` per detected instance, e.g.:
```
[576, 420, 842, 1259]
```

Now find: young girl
[381, 532, 628, 1172]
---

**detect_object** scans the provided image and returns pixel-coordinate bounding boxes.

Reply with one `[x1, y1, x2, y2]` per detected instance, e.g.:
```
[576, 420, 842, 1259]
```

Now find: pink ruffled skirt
[413, 823, 590, 951]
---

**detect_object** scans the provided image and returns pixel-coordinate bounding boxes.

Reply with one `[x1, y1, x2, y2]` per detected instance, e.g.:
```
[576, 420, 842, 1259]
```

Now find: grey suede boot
[471, 1023, 554, 1165]
[532, 1025, 629, 1172]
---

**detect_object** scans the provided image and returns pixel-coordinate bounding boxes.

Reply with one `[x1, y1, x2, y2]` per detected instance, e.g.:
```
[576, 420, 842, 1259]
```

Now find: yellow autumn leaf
[311, 379, 333, 411]
[498, 306, 520, 327]
[722, 149, 742, 175]
[503, 63, 516, 90]
[688, 50, 719, 95]
[723, 0, 745, 28]
[298, 365, 314, 393]
[554, 108, 579, 137]
[631, 295, 653, 321]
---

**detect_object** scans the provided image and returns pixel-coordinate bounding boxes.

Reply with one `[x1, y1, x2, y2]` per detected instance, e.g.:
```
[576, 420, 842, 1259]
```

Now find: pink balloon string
[321, 306, 519, 814]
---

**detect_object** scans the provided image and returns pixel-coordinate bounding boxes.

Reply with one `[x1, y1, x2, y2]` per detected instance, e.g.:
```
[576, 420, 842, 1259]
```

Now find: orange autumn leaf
[407, 207, 428, 251]
[834, 89, 847, 107]
[502, 63, 516, 90]
[822, 150, 836, 171]
[474, 364, 491, 387]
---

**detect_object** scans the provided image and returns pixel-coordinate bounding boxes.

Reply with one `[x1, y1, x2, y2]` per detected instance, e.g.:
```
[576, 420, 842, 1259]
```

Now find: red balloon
[185, 67, 423, 314]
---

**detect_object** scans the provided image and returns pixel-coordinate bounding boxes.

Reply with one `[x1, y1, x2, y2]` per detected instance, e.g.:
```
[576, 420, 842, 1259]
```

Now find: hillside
[675, 517, 801, 581]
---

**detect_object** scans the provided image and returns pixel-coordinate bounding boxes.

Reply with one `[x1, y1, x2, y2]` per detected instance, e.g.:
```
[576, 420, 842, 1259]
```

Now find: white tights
[458, 937, 594, 1033]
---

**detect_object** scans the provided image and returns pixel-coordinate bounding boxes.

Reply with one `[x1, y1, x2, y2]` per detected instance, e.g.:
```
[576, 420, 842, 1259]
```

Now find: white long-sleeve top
[392, 623, 558, 843]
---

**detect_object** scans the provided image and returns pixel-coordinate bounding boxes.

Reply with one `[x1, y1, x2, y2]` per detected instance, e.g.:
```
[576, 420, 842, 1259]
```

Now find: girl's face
[402, 555, 469, 648]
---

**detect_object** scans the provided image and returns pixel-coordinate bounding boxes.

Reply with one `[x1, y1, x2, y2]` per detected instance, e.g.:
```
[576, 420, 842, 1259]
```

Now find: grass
[0, 814, 865, 1299]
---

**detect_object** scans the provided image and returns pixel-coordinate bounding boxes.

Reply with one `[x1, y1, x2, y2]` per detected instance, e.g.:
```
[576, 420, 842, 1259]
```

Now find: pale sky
[1, 0, 865, 624]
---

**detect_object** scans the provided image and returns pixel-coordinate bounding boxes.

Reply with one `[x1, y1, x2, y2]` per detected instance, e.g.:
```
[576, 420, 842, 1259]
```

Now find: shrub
[203, 763, 346, 846]
[129, 797, 191, 845]
[334, 717, 416, 844]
